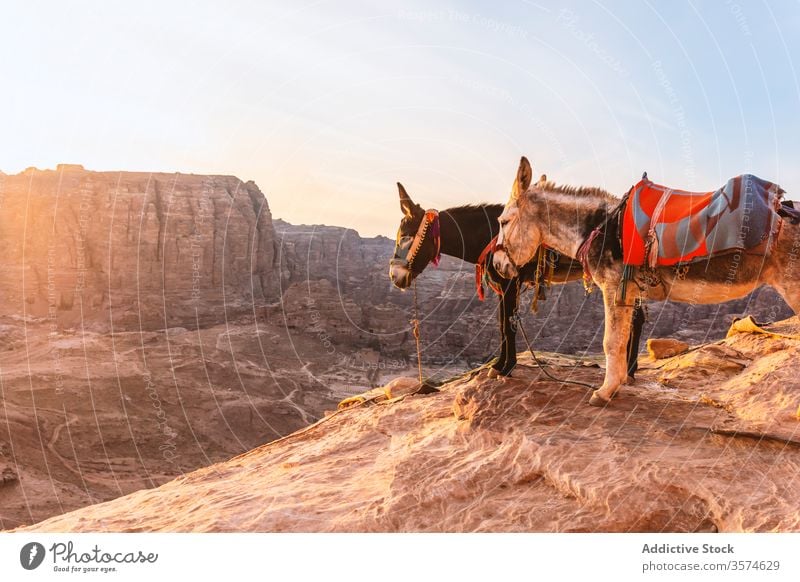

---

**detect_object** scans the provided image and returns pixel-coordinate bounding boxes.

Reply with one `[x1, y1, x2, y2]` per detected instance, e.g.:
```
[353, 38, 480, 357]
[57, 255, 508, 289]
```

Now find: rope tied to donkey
[512, 279, 595, 390]
[411, 280, 424, 386]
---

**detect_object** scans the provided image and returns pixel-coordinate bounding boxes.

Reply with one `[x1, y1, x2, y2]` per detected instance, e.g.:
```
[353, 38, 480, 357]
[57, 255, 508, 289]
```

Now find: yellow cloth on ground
[726, 315, 800, 340]
[337, 378, 422, 410]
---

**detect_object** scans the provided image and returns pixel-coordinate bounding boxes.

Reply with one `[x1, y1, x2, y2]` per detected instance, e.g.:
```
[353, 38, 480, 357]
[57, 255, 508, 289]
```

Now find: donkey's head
[389, 183, 441, 289]
[493, 157, 544, 278]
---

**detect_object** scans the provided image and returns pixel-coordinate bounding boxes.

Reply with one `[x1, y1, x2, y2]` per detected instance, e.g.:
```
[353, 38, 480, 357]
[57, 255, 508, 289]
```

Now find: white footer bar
[1, 533, 798, 581]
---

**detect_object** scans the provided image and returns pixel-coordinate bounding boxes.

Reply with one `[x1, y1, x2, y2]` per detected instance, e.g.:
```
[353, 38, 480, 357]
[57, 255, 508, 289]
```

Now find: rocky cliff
[0, 165, 277, 331]
[0, 166, 318, 529]
[20, 317, 800, 532]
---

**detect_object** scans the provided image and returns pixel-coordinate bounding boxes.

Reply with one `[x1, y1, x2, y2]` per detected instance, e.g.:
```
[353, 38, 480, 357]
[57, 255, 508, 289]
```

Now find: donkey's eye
[499, 218, 509, 227]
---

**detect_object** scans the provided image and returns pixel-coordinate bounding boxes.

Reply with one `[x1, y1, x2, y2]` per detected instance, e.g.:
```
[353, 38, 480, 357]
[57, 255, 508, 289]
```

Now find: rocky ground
[20, 317, 800, 533]
[0, 315, 341, 529]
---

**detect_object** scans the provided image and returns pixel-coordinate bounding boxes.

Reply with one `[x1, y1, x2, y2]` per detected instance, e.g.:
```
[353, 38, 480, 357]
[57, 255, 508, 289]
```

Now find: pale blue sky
[2, 1, 800, 236]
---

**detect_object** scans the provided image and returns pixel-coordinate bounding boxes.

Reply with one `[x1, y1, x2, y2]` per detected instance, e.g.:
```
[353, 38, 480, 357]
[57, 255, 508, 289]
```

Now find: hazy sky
[3, 1, 800, 236]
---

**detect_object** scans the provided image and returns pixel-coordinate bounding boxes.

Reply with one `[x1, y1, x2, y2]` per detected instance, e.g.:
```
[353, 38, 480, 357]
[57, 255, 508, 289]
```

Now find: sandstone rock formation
[647, 338, 690, 359]
[0, 166, 278, 331]
[20, 318, 800, 533]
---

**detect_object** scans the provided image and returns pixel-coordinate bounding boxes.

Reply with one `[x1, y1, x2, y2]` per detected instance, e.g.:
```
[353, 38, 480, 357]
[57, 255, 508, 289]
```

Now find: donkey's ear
[512, 157, 533, 200]
[398, 182, 415, 217]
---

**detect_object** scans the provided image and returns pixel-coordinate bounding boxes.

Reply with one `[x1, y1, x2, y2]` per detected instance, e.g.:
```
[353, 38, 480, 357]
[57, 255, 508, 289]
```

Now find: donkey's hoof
[626, 375, 636, 385]
[589, 391, 611, 407]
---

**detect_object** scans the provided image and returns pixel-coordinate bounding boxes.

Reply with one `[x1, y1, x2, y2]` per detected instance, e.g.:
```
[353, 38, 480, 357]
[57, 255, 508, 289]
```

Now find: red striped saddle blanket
[622, 174, 785, 268]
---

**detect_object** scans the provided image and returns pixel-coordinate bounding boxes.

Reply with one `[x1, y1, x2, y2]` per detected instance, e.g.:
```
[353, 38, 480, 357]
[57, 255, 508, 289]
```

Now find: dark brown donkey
[388, 183, 645, 377]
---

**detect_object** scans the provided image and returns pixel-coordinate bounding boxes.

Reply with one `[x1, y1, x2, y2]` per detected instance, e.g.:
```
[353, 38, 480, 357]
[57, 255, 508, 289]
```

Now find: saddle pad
[622, 174, 783, 267]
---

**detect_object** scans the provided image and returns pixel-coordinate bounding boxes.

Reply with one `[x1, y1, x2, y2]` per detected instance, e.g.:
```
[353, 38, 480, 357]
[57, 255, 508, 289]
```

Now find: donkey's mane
[444, 203, 503, 214]
[535, 180, 618, 202]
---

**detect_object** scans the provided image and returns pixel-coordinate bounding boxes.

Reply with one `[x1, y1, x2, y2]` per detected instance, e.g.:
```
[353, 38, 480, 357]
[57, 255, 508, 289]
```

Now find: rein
[529, 246, 557, 313]
[410, 280, 424, 386]
[390, 210, 440, 389]
[511, 278, 595, 390]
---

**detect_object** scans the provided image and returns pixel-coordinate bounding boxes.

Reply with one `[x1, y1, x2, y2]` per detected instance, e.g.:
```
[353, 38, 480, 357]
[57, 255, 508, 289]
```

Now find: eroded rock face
[20, 319, 800, 533]
[0, 167, 298, 529]
[0, 167, 278, 331]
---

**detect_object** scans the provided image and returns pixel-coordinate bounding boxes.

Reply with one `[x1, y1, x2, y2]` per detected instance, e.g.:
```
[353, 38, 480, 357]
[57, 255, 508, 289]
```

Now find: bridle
[389, 209, 442, 388]
[392, 209, 441, 271]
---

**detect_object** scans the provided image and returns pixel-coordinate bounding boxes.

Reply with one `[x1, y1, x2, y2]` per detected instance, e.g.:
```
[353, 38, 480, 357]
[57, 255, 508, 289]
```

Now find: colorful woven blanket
[622, 174, 784, 268]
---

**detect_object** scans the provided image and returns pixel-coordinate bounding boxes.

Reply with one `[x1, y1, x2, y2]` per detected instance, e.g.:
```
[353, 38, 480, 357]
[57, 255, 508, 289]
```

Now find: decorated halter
[475, 235, 502, 300]
[397, 210, 441, 269]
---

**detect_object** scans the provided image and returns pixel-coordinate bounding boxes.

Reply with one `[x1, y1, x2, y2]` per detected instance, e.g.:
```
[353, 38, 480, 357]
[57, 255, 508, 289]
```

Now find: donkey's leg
[772, 274, 800, 420]
[626, 303, 646, 381]
[590, 290, 635, 406]
[499, 279, 519, 376]
[769, 226, 800, 314]
[775, 243, 800, 418]
[490, 278, 519, 376]
[489, 295, 509, 376]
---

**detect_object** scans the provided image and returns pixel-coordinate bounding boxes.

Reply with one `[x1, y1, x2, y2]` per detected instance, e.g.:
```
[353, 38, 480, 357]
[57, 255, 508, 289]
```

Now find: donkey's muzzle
[492, 248, 518, 279]
[389, 258, 413, 289]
